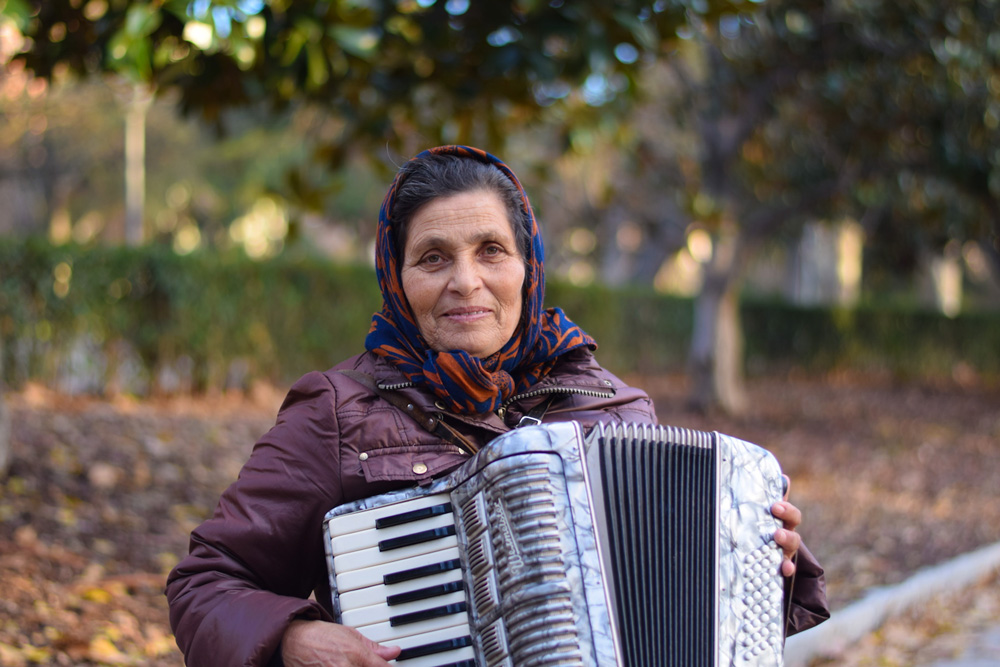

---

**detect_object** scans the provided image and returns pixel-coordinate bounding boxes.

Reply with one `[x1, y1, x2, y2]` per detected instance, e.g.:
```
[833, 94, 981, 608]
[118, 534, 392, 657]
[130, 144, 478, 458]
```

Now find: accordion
[323, 421, 787, 667]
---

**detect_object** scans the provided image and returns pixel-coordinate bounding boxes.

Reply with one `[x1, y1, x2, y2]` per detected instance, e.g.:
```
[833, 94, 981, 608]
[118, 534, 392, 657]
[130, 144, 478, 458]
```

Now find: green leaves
[11, 0, 748, 157]
[107, 3, 162, 81]
[0, 0, 33, 30]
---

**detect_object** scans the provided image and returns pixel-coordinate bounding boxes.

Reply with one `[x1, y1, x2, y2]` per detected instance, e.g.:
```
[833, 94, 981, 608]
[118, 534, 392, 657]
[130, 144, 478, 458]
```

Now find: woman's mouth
[442, 307, 491, 322]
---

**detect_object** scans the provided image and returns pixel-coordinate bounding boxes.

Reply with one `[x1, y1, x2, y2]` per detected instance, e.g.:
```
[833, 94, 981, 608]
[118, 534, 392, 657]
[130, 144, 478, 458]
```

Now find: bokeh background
[1, 1, 998, 665]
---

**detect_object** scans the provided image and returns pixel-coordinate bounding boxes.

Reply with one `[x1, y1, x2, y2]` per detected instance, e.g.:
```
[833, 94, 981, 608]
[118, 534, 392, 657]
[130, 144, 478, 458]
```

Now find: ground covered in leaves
[0, 372, 998, 666]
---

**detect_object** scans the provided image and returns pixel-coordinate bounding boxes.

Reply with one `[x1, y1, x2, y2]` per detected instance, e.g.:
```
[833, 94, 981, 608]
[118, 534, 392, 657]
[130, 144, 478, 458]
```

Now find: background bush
[2, 236, 997, 395]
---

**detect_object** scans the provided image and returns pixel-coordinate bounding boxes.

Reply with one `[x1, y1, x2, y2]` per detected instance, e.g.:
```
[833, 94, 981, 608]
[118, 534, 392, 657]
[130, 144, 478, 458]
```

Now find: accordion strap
[338, 370, 480, 455]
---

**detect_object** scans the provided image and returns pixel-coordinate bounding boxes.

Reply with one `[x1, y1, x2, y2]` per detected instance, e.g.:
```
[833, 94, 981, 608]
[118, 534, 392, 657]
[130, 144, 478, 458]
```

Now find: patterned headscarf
[365, 145, 596, 415]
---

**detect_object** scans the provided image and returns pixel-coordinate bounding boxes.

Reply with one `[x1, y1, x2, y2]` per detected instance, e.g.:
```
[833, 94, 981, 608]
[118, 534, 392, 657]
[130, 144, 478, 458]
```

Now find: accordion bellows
[324, 421, 786, 666]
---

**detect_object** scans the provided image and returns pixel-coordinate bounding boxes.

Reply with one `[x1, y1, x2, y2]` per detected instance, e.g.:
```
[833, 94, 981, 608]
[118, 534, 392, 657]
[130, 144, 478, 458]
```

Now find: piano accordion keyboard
[327, 493, 474, 665]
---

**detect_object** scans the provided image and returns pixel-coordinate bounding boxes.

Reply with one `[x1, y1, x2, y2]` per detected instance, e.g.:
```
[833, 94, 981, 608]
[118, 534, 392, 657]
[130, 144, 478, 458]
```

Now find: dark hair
[390, 153, 531, 259]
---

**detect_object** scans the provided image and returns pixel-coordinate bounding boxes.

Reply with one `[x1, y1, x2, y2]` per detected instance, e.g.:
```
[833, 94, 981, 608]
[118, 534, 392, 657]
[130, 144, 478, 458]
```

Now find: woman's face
[400, 190, 525, 358]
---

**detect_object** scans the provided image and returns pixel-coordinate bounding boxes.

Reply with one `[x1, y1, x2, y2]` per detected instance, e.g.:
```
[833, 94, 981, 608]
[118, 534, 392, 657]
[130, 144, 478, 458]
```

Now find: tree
[555, 0, 1000, 412]
[6, 1, 757, 167]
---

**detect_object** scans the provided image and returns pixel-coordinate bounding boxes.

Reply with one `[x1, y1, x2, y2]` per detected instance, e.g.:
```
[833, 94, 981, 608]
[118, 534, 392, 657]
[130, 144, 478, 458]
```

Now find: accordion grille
[593, 423, 717, 667]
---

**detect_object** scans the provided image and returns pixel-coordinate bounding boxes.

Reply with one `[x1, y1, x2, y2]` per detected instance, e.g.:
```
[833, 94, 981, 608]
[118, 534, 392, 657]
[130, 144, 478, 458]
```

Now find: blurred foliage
[5, 0, 999, 286]
[0, 67, 354, 250]
[6, 0, 756, 160]
[742, 298, 1000, 381]
[0, 236, 382, 393]
[540, 0, 1000, 285]
[2, 237, 998, 395]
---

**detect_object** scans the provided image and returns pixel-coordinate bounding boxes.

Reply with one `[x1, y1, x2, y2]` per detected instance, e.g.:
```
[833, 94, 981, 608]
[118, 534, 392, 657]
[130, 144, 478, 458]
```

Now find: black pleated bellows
[597, 428, 717, 667]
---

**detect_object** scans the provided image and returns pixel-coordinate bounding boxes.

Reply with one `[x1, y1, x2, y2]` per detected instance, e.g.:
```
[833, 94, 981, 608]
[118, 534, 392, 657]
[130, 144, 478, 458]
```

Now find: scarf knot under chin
[368, 306, 594, 414]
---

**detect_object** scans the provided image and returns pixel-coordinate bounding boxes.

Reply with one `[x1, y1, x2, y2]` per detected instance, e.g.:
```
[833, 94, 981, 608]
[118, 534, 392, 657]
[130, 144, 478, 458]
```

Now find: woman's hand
[282, 620, 401, 667]
[771, 475, 803, 578]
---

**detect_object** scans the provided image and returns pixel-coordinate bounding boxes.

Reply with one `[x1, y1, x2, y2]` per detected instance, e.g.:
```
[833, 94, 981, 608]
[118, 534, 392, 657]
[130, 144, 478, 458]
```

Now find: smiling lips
[441, 306, 492, 322]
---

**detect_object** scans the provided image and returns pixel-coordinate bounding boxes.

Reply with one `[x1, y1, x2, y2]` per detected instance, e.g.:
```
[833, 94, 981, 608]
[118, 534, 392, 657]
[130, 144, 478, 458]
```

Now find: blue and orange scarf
[365, 145, 596, 415]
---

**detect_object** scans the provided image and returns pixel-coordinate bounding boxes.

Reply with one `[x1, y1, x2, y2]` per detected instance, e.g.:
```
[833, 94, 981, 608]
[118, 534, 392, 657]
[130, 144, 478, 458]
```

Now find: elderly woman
[166, 146, 828, 667]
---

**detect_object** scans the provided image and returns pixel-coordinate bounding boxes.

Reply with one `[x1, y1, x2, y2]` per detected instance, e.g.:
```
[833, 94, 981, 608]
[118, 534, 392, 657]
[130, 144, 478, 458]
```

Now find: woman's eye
[423, 253, 443, 264]
[483, 245, 502, 256]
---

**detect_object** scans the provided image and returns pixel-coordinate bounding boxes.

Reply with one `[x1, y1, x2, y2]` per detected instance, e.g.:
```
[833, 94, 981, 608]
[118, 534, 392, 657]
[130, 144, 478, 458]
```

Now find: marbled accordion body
[323, 421, 786, 666]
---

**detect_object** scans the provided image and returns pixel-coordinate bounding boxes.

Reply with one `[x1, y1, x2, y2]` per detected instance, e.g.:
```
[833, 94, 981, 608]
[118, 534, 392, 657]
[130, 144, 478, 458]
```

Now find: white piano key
[340, 569, 463, 612]
[327, 493, 452, 536]
[341, 590, 467, 627]
[391, 644, 475, 667]
[330, 512, 456, 556]
[336, 547, 461, 592]
[386, 623, 470, 650]
[355, 607, 467, 643]
[333, 534, 458, 573]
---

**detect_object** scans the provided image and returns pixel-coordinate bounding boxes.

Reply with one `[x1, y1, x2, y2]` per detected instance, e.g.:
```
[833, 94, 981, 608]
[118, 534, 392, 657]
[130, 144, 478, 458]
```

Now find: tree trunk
[688, 228, 747, 415]
[124, 85, 151, 246]
[0, 333, 10, 479]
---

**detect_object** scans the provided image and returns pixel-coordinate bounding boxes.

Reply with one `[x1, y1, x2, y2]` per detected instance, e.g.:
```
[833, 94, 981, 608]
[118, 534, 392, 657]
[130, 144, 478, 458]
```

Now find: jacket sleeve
[165, 372, 343, 667]
[785, 543, 831, 635]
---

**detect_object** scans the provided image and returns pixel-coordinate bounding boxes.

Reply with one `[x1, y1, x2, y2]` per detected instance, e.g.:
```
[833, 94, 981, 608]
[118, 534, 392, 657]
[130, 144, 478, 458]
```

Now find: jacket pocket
[359, 445, 468, 487]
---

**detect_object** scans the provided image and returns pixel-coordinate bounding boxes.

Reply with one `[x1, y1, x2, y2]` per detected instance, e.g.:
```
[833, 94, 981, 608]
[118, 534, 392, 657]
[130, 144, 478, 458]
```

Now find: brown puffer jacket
[165, 348, 828, 666]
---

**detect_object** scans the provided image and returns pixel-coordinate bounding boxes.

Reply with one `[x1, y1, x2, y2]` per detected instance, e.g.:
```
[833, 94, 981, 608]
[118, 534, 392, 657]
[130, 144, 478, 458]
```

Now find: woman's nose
[448, 256, 482, 294]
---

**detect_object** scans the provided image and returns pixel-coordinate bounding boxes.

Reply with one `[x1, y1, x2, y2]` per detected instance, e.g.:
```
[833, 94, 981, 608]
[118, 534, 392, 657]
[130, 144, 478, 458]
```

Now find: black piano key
[375, 502, 453, 529]
[437, 661, 476, 667]
[386, 580, 465, 606]
[378, 525, 456, 552]
[383, 558, 462, 585]
[395, 635, 472, 661]
[389, 601, 468, 627]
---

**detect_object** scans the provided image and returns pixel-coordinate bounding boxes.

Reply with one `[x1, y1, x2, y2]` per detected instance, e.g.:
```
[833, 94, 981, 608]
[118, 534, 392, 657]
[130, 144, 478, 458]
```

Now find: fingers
[774, 527, 801, 557]
[345, 627, 400, 665]
[780, 552, 797, 577]
[772, 497, 803, 578]
[774, 527, 801, 577]
[282, 620, 399, 667]
[364, 636, 401, 662]
[771, 500, 801, 531]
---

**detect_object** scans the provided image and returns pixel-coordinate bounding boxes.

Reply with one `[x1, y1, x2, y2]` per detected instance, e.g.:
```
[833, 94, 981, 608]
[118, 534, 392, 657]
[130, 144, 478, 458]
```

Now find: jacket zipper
[377, 381, 414, 391]
[498, 385, 615, 418]
[377, 381, 615, 419]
